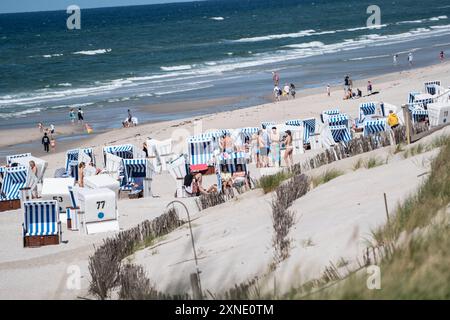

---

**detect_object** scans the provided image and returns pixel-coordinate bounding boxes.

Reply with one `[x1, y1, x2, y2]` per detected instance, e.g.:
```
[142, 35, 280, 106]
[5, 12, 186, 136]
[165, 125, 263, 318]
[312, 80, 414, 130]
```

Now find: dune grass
[258, 171, 294, 194]
[352, 158, 364, 171]
[312, 169, 344, 187]
[364, 157, 384, 169]
[306, 136, 450, 299]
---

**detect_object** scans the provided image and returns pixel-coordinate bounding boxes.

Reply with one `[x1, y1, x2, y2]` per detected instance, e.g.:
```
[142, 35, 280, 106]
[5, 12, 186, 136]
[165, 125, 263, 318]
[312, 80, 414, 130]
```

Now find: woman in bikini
[283, 130, 294, 168]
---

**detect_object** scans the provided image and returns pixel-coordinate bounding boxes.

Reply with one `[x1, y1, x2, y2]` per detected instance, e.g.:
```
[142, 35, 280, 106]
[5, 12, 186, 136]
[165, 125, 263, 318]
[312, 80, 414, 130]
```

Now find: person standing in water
[77, 108, 84, 123]
[393, 54, 398, 65]
[408, 52, 413, 66]
[42, 132, 50, 153]
[272, 71, 280, 86]
[69, 108, 76, 124]
[440, 50, 445, 62]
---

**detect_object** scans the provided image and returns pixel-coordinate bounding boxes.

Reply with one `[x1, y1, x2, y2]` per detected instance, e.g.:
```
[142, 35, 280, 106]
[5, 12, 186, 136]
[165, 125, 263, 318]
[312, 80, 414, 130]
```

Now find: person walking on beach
[440, 50, 445, 62]
[127, 109, 132, 123]
[393, 54, 398, 65]
[69, 108, 76, 124]
[77, 107, 84, 123]
[38, 122, 44, 132]
[283, 83, 290, 100]
[273, 85, 281, 102]
[290, 83, 296, 99]
[327, 84, 331, 97]
[272, 71, 280, 86]
[367, 81, 373, 95]
[408, 52, 413, 66]
[344, 75, 350, 93]
[50, 124, 55, 136]
[42, 132, 50, 153]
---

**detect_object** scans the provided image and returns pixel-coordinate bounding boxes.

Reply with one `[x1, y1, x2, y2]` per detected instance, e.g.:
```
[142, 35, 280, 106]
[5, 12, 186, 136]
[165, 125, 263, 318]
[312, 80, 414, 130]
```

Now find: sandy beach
[1, 61, 450, 299]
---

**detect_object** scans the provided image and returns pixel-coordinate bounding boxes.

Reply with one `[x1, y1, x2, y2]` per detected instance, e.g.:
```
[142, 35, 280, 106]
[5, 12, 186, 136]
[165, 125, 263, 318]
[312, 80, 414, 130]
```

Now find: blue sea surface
[1, 0, 450, 129]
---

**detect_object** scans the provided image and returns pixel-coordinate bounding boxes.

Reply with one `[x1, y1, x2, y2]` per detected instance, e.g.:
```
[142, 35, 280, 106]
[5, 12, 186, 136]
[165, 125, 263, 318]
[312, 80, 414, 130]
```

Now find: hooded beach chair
[321, 109, 340, 123]
[302, 118, 316, 145]
[147, 138, 174, 172]
[261, 121, 275, 129]
[6, 153, 31, 165]
[329, 125, 352, 143]
[41, 177, 75, 215]
[168, 155, 188, 197]
[325, 113, 349, 127]
[187, 137, 214, 169]
[103, 144, 134, 166]
[0, 166, 28, 212]
[411, 109, 429, 124]
[65, 148, 95, 181]
[7, 153, 48, 183]
[424, 81, 441, 95]
[120, 158, 154, 198]
[240, 127, 259, 140]
[22, 200, 61, 247]
[363, 119, 387, 136]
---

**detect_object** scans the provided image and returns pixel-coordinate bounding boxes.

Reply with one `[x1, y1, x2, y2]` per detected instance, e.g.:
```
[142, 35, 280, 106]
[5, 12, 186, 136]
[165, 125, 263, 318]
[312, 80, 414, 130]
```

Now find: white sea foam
[210, 17, 224, 21]
[43, 53, 64, 58]
[347, 54, 391, 61]
[397, 15, 448, 25]
[58, 83, 72, 87]
[73, 48, 112, 55]
[160, 65, 192, 71]
[231, 29, 316, 43]
[0, 107, 42, 119]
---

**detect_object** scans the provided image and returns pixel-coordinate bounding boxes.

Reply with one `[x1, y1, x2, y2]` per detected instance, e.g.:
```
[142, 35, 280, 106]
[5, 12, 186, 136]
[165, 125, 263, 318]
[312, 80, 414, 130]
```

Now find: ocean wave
[58, 83, 72, 87]
[210, 17, 224, 21]
[154, 84, 214, 96]
[73, 48, 112, 55]
[0, 107, 42, 119]
[161, 65, 192, 71]
[397, 15, 448, 25]
[347, 54, 391, 61]
[43, 53, 64, 58]
[228, 24, 388, 43]
[230, 29, 316, 43]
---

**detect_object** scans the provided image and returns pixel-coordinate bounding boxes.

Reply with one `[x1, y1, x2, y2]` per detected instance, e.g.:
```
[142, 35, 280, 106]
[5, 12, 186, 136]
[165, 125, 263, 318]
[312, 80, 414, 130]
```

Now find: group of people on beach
[272, 72, 296, 102]
[69, 108, 85, 124]
[342, 75, 375, 100]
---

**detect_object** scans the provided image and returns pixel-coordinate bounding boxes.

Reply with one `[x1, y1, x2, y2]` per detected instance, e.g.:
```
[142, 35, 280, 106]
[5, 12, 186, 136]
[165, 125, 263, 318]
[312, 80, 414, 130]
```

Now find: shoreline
[1, 60, 448, 160]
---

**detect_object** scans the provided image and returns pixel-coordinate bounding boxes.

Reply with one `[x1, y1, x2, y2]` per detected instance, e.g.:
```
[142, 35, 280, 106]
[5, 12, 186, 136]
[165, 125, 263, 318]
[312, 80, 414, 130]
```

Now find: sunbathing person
[184, 172, 216, 196]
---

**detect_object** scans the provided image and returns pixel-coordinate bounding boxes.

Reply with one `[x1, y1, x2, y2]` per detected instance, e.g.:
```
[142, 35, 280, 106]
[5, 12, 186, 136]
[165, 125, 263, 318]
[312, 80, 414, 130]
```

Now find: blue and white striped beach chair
[285, 119, 302, 127]
[217, 151, 248, 174]
[65, 148, 95, 181]
[240, 127, 259, 140]
[330, 125, 352, 143]
[321, 109, 340, 123]
[326, 114, 349, 127]
[187, 137, 214, 166]
[363, 119, 387, 136]
[103, 144, 134, 166]
[302, 118, 316, 145]
[411, 109, 429, 124]
[22, 200, 61, 247]
[120, 158, 153, 197]
[261, 121, 275, 129]
[0, 166, 28, 202]
[358, 102, 377, 124]
[199, 129, 230, 140]
[424, 81, 441, 95]
[6, 153, 31, 165]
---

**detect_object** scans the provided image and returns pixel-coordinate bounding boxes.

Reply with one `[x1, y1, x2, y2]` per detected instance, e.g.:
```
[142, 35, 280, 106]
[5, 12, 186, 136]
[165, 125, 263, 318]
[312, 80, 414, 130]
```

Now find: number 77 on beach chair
[22, 200, 62, 247]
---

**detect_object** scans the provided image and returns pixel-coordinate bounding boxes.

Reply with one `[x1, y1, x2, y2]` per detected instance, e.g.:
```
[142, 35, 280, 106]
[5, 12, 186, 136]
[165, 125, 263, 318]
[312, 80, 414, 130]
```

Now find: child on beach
[38, 122, 43, 132]
[69, 109, 76, 123]
[408, 52, 413, 66]
[290, 83, 296, 99]
[273, 85, 281, 102]
[393, 54, 398, 65]
[367, 81, 373, 95]
[440, 51, 445, 62]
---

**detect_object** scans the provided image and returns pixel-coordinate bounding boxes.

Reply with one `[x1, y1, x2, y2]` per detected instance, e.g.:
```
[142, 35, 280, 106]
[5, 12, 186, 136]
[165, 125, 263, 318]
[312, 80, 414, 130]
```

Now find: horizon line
[0, 0, 208, 15]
